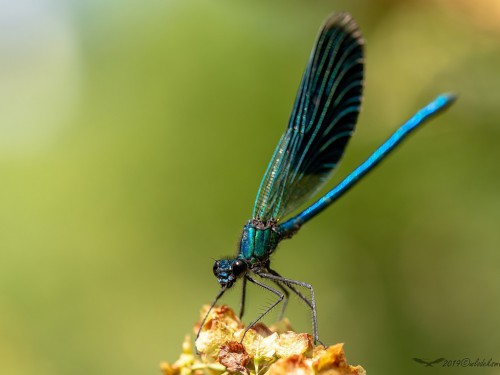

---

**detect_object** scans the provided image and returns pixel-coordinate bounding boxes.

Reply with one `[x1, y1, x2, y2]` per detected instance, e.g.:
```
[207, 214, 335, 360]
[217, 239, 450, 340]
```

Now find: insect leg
[255, 271, 324, 346]
[243, 274, 284, 342]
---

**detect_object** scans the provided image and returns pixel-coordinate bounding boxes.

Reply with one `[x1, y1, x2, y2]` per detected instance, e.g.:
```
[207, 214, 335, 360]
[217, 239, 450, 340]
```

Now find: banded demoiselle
[196, 12, 455, 347]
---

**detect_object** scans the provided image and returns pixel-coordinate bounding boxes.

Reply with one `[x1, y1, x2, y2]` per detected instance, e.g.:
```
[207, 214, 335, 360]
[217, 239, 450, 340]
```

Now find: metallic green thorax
[238, 219, 280, 260]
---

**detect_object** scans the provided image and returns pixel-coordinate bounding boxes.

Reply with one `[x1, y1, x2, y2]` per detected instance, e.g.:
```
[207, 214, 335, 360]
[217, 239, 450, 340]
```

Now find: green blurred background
[1, 0, 499, 374]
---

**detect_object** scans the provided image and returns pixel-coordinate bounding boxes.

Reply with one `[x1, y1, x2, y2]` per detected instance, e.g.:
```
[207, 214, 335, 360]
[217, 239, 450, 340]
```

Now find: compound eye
[212, 261, 219, 276]
[232, 259, 246, 276]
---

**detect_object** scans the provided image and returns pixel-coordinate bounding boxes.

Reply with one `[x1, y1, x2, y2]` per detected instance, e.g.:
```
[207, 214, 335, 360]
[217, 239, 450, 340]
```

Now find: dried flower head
[160, 305, 366, 375]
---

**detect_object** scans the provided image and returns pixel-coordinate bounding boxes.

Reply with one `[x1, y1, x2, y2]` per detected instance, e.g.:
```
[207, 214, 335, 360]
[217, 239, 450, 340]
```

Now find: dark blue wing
[253, 13, 364, 221]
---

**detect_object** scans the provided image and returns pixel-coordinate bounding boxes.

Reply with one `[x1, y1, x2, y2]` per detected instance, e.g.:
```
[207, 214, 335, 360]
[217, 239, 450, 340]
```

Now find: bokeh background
[1, 0, 499, 374]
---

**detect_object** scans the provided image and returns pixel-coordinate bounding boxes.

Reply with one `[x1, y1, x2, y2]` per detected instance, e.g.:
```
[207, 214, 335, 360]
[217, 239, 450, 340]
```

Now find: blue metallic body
[239, 220, 280, 260]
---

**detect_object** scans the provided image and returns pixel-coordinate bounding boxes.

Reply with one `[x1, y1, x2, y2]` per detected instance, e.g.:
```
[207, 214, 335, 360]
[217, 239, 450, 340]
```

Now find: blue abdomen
[239, 221, 280, 260]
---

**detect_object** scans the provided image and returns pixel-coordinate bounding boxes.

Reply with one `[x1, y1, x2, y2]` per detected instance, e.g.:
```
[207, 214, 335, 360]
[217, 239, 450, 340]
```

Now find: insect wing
[253, 13, 364, 221]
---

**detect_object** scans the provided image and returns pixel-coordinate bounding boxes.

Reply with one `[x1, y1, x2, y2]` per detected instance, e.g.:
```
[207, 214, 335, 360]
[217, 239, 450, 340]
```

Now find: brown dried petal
[218, 341, 250, 374]
[250, 322, 274, 337]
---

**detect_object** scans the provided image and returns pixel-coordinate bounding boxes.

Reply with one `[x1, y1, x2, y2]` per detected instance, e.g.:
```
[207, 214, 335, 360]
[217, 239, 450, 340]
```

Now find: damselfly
[196, 12, 455, 348]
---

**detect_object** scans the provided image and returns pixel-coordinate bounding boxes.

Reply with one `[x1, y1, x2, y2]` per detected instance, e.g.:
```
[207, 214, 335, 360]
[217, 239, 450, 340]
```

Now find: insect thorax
[238, 218, 280, 260]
